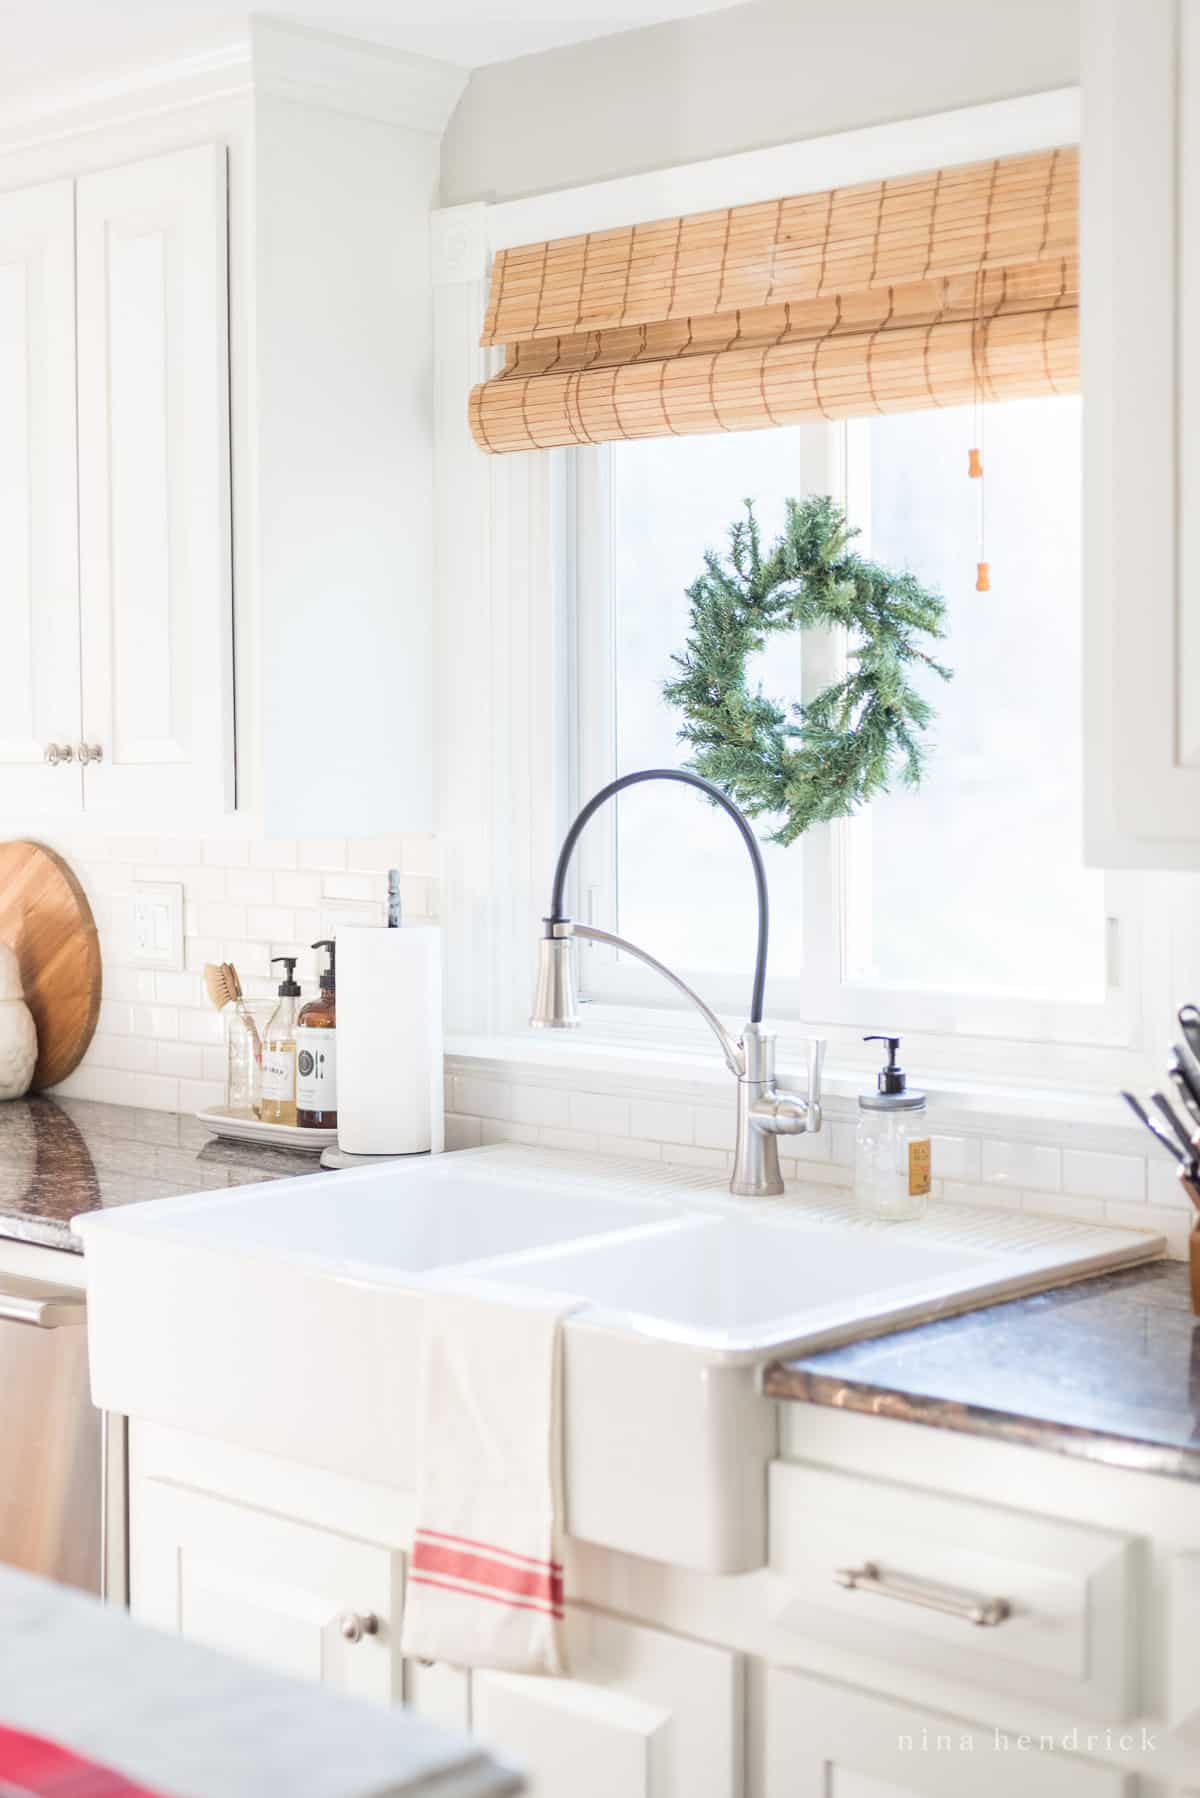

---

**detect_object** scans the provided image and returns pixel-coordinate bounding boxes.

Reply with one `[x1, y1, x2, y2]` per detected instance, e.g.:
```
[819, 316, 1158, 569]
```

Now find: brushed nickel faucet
[531, 769, 825, 1197]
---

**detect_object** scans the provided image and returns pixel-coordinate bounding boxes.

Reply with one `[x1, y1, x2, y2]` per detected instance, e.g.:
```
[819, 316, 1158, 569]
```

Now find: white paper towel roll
[335, 925, 444, 1156]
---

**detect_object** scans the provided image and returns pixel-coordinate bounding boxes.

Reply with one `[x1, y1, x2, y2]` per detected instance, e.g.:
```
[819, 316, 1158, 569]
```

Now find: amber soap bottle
[296, 939, 337, 1129]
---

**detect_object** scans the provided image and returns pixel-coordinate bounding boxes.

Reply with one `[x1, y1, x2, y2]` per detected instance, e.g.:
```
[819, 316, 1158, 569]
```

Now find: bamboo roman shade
[468, 145, 1078, 454]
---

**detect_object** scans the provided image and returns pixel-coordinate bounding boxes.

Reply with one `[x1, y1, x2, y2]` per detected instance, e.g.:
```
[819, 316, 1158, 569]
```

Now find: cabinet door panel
[76, 143, 233, 818]
[473, 1610, 739, 1798]
[1083, 0, 1200, 864]
[131, 1477, 403, 1703]
[0, 179, 82, 812]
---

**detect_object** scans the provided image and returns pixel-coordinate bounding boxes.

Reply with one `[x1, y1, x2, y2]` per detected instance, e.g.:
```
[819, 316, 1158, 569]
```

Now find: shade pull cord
[969, 270, 990, 593]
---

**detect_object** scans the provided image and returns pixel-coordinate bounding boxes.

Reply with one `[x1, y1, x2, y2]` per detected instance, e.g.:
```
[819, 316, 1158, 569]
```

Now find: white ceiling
[0, 0, 738, 95]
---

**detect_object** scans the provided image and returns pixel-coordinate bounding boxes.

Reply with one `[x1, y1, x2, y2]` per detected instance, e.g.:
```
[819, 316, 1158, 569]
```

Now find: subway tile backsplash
[41, 831, 437, 1116]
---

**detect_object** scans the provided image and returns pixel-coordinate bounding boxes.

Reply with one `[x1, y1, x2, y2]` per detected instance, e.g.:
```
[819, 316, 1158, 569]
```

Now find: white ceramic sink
[77, 1144, 1164, 1573]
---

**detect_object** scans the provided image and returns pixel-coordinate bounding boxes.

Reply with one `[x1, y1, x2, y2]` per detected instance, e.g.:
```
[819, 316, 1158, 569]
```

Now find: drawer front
[769, 1461, 1137, 1720]
[132, 1478, 404, 1702]
[765, 1666, 1131, 1798]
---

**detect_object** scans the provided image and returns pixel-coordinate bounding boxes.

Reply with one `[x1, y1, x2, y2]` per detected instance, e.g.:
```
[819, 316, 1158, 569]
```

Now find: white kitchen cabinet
[0, 144, 233, 826]
[473, 1611, 740, 1798]
[764, 1667, 1131, 1798]
[0, 24, 456, 835]
[0, 178, 82, 812]
[1082, 0, 1200, 867]
[131, 1477, 404, 1702]
[75, 144, 234, 818]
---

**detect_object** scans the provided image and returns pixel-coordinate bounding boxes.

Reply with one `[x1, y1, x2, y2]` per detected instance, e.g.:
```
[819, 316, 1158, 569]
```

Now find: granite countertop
[0, 1095, 323, 1254]
[766, 1259, 1200, 1483]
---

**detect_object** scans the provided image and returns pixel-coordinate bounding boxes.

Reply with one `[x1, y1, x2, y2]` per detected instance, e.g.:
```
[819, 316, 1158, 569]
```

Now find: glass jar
[223, 1000, 275, 1116]
[855, 1095, 931, 1222]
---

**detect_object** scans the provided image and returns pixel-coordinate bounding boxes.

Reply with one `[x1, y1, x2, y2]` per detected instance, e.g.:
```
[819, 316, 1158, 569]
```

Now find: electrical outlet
[130, 882, 185, 971]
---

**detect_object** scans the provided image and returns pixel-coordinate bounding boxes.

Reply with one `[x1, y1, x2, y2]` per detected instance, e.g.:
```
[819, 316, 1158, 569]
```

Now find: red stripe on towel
[0, 1724, 167, 1797]
[412, 1537, 564, 1608]
[407, 1573, 564, 1619]
[414, 1527, 563, 1574]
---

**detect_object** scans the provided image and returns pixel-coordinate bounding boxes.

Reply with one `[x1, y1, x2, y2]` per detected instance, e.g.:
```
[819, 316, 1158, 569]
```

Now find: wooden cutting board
[0, 842, 101, 1090]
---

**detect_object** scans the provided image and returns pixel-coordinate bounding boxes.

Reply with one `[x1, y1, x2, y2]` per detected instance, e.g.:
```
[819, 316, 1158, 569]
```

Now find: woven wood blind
[469, 145, 1078, 454]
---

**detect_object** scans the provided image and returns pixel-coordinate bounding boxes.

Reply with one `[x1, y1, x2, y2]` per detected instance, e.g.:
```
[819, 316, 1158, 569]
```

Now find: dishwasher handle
[0, 1283, 86, 1329]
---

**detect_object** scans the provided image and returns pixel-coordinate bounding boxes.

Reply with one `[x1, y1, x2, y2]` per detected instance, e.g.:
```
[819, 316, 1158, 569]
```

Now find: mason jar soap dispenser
[855, 1034, 932, 1221]
[260, 956, 301, 1126]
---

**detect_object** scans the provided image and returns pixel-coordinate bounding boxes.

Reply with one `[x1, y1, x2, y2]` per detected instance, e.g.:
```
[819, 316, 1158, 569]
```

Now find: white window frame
[571, 415, 1143, 1066]
[431, 83, 1171, 1094]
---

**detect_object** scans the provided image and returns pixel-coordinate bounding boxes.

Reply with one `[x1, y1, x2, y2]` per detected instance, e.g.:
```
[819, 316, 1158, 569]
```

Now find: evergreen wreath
[663, 494, 952, 846]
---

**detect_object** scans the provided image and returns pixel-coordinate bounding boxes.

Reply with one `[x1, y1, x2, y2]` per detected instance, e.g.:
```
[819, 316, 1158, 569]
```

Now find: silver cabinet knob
[43, 743, 74, 765]
[77, 743, 104, 765]
[338, 1611, 379, 1643]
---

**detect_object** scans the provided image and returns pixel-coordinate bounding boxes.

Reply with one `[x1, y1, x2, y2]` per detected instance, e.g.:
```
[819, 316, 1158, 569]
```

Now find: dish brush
[203, 961, 262, 1063]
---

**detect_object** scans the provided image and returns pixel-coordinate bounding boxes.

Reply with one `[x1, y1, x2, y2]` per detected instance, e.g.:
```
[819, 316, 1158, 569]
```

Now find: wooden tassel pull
[975, 561, 991, 592]
[968, 447, 983, 478]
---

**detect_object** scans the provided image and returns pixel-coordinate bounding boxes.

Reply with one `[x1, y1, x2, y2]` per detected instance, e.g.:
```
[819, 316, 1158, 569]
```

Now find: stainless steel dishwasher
[0, 1274, 124, 1598]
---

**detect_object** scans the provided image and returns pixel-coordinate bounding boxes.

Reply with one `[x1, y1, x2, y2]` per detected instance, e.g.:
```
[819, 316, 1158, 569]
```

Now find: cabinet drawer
[765, 1666, 1130, 1798]
[768, 1462, 1137, 1721]
[132, 1478, 403, 1701]
[473, 1610, 740, 1798]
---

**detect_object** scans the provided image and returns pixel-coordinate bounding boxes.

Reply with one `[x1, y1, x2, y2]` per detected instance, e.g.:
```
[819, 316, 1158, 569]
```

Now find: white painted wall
[440, 0, 1079, 205]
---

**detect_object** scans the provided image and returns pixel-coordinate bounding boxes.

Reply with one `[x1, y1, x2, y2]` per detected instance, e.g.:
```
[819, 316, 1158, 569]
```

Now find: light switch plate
[130, 881, 185, 971]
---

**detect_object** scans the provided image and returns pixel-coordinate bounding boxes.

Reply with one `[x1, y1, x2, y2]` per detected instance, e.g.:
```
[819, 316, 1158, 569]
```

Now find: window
[572, 397, 1135, 1054]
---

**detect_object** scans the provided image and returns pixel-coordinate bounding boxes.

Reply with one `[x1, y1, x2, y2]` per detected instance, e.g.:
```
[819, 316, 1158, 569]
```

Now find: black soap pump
[855, 1033, 931, 1220]
[296, 940, 337, 1129]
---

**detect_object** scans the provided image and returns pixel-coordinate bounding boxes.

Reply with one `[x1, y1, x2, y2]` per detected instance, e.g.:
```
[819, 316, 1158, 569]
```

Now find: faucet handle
[807, 1037, 827, 1130]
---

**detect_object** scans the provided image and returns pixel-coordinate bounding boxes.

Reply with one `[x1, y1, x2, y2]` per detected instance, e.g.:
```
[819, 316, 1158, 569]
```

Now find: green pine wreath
[663, 495, 952, 846]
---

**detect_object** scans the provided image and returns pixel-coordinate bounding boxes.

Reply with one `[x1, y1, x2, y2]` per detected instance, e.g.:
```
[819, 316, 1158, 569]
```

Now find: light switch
[130, 882, 185, 971]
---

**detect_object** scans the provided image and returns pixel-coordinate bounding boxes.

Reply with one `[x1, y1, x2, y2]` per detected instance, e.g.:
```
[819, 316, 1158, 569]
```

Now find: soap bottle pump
[296, 939, 337, 1129]
[855, 1034, 932, 1221]
[260, 956, 301, 1126]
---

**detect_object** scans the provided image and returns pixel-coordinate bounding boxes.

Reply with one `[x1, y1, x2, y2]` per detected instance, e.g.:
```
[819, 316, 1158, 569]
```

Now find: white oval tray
[196, 1106, 337, 1154]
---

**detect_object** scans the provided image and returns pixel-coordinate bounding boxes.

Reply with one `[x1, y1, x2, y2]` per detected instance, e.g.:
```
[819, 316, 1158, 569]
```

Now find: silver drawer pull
[0, 1288, 86, 1329]
[339, 1611, 379, 1643]
[834, 1561, 1011, 1628]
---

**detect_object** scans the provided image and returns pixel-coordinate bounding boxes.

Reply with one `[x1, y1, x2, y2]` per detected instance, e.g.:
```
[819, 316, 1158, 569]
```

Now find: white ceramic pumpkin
[0, 943, 37, 1099]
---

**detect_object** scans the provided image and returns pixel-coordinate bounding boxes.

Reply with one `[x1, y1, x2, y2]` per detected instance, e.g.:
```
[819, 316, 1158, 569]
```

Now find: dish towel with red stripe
[400, 1287, 574, 1676]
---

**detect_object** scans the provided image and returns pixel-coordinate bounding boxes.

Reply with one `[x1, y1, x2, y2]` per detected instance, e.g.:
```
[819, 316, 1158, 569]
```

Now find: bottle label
[261, 1045, 296, 1103]
[296, 1028, 337, 1112]
[908, 1137, 932, 1197]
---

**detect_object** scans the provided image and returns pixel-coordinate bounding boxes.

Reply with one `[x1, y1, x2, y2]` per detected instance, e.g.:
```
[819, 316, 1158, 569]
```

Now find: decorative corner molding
[431, 203, 490, 286]
[249, 16, 467, 135]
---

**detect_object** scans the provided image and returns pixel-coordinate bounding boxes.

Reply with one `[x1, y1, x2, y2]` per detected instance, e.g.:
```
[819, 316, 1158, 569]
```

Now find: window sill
[444, 1029, 1148, 1155]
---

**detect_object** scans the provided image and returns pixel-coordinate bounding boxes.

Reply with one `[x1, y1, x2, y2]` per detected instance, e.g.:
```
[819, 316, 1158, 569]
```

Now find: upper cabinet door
[1083, 0, 1200, 866]
[76, 144, 234, 818]
[0, 179, 83, 813]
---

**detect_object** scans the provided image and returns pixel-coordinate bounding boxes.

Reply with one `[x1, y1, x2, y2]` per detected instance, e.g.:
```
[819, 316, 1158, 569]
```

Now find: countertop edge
[762, 1362, 1200, 1483]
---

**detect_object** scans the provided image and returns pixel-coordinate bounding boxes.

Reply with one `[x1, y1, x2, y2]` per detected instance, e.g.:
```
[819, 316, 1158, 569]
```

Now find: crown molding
[249, 17, 467, 135]
[0, 42, 253, 158]
[0, 17, 467, 160]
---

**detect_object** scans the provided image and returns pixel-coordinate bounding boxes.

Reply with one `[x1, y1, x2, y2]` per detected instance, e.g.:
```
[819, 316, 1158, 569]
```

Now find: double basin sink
[78, 1143, 1163, 1572]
